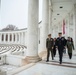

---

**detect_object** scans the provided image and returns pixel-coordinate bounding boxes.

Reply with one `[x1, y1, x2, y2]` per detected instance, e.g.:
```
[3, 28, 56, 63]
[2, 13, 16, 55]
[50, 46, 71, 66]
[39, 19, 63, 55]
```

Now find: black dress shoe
[52, 59, 54, 60]
[46, 60, 49, 62]
[60, 62, 62, 64]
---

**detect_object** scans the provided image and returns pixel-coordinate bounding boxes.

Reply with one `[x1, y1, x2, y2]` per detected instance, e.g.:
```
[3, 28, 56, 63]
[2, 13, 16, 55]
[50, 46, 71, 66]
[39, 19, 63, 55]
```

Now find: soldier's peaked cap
[58, 32, 62, 34]
[48, 34, 51, 36]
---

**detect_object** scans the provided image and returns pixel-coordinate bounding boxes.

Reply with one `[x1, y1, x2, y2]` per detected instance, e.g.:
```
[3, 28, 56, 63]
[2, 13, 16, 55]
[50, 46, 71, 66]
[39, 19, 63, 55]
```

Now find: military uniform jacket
[46, 38, 54, 49]
[66, 40, 74, 53]
[56, 37, 65, 49]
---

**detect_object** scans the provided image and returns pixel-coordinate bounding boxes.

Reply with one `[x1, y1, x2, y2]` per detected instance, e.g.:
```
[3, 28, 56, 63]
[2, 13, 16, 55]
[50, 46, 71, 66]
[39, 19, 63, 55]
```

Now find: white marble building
[0, 29, 27, 45]
[0, 0, 76, 63]
[0, 0, 76, 75]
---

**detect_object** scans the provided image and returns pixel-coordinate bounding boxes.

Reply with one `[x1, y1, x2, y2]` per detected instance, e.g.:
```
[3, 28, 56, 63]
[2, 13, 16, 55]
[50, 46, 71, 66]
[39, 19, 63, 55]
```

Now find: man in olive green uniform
[46, 34, 54, 62]
[66, 37, 74, 59]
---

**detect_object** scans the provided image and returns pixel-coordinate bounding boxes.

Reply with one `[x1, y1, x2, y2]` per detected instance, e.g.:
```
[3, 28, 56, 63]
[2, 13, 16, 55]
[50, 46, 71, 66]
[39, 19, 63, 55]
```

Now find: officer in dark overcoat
[56, 33, 66, 64]
[46, 34, 54, 62]
[53, 38, 57, 57]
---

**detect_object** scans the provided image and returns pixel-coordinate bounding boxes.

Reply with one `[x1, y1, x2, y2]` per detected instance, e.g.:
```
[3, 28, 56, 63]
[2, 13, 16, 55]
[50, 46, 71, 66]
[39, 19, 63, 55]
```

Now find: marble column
[49, 0, 52, 34]
[0, 34, 1, 42]
[12, 33, 14, 43]
[0, 33, 2, 43]
[52, 28, 55, 38]
[23, 32, 25, 45]
[24, 32, 26, 46]
[15, 33, 17, 43]
[20, 32, 22, 45]
[17, 33, 19, 42]
[73, 4, 76, 49]
[8, 33, 10, 43]
[58, 23, 60, 34]
[19, 32, 21, 44]
[18, 33, 20, 44]
[40, 0, 49, 52]
[19, 33, 20, 44]
[67, 14, 70, 37]
[21, 32, 23, 45]
[26, 0, 41, 62]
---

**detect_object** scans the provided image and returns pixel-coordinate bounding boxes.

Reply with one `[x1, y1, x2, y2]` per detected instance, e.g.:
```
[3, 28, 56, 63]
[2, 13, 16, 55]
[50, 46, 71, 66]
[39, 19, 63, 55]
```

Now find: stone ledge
[7, 63, 35, 75]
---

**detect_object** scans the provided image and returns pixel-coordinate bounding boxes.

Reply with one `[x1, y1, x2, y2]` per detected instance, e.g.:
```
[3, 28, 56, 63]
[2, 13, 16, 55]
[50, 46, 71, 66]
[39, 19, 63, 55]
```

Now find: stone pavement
[0, 65, 18, 72]
[14, 53, 76, 75]
[15, 63, 76, 75]
[0, 51, 76, 75]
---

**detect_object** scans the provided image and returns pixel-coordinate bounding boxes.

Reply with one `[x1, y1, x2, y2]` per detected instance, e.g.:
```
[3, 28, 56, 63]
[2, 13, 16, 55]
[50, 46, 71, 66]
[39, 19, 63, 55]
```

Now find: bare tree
[1, 24, 18, 31]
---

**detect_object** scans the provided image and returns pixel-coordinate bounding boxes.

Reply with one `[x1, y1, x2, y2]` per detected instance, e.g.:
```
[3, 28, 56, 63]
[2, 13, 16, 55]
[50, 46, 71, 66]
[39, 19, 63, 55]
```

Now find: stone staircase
[0, 44, 27, 55]
[39, 53, 76, 68]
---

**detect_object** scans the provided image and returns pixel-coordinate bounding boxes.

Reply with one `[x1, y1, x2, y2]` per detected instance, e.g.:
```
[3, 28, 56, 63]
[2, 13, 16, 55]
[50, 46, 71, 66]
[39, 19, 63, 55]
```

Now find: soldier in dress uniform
[53, 38, 57, 57]
[66, 37, 74, 59]
[56, 33, 66, 64]
[46, 34, 54, 62]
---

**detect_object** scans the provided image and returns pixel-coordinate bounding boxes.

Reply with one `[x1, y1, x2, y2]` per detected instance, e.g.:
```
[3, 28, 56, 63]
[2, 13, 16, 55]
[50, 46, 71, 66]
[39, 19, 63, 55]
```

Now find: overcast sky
[0, 0, 42, 29]
[0, 0, 1, 28]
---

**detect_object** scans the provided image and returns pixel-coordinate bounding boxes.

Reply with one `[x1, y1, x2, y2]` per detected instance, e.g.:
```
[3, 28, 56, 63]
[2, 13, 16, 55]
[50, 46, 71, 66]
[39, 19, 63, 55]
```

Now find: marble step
[39, 60, 76, 68]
